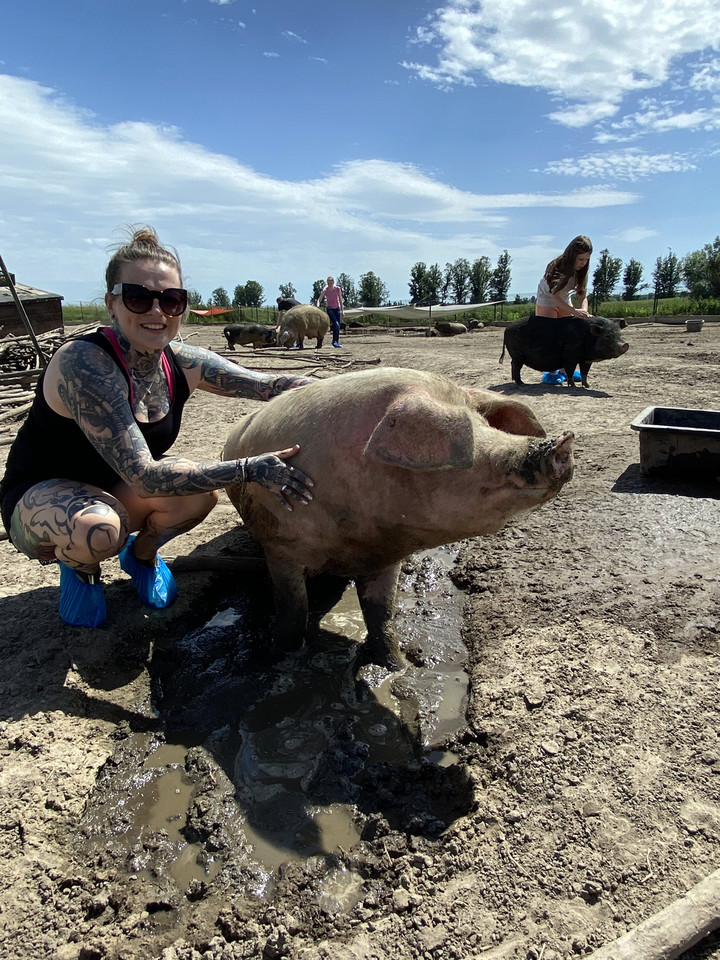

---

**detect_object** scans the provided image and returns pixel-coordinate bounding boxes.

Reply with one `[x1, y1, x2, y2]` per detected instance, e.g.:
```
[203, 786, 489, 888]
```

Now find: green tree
[336, 272, 358, 307]
[622, 259, 645, 300]
[408, 262, 429, 303]
[187, 289, 204, 308]
[489, 250, 512, 301]
[653, 250, 683, 299]
[469, 256, 492, 303]
[278, 282, 297, 299]
[425, 264, 443, 304]
[358, 271, 388, 307]
[449, 258, 471, 303]
[232, 284, 246, 308]
[409, 262, 443, 304]
[441, 263, 453, 304]
[211, 287, 231, 308]
[244, 280, 265, 307]
[311, 279, 325, 304]
[592, 249, 623, 304]
[683, 237, 720, 298]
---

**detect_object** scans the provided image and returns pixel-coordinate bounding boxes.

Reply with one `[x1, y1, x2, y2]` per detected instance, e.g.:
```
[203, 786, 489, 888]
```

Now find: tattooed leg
[113, 482, 219, 563]
[10, 480, 129, 575]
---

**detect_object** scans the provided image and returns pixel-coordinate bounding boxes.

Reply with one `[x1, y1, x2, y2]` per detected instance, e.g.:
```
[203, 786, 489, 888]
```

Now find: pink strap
[101, 328, 174, 405]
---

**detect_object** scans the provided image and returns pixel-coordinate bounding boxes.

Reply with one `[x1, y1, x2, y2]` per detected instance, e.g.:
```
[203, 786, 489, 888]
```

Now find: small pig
[499, 314, 629, 388]
[223, 368, 574, 671]
[277, 305, 330, 349]
[223, 323, 276, 350]
[426, 322, 468, 337]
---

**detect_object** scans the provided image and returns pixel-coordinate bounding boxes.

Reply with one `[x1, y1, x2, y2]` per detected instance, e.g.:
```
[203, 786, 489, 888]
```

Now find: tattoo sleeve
[176, 345, 313, 399]
[57, 343, 242, 497]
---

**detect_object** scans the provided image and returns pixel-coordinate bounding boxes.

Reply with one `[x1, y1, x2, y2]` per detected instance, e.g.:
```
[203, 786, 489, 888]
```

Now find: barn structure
[0, 277, 64, 340]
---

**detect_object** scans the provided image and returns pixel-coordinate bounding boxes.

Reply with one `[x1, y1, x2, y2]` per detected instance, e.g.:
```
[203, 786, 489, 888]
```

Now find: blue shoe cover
[573, 370, 582, 382]
[541, 371, 566, 385]
[119, 535, 178, 609]
[59, 563, 106, 628]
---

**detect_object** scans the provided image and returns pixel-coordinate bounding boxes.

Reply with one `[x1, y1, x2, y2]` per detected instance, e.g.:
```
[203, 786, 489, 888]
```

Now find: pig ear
[364, 395, 475, 470]
[466, 389, 546, 438]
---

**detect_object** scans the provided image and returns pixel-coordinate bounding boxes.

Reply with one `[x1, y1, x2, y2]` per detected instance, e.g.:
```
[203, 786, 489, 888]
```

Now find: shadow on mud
[612, 463, 720, 498]
[77, 547, 475, 896]
[487, 380, 612, 398]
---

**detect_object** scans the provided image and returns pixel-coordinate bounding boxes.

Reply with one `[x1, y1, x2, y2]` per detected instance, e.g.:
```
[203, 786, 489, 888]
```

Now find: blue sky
[1, 0, 718, 305]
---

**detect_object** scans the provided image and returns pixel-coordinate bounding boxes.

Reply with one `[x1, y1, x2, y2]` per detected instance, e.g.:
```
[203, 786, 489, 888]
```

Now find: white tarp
[342, 301, 504, 322]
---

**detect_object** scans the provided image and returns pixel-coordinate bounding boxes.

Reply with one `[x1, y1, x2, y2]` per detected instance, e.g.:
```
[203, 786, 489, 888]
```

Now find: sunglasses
[111, 282, 188, 317]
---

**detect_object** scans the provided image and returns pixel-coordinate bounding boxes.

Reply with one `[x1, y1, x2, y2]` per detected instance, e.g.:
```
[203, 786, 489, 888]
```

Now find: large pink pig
[222, 368, 574, 671]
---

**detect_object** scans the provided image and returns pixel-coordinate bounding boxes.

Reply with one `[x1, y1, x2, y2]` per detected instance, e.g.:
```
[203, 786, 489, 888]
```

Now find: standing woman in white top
[535, 235, 593, 318]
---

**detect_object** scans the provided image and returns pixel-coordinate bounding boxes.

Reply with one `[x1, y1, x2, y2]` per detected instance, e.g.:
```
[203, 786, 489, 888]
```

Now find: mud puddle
[78, 546, 473, 896]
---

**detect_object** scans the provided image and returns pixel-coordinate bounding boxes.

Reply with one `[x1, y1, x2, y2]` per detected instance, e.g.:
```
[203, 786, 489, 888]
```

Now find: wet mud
[3, 322, 720, 960]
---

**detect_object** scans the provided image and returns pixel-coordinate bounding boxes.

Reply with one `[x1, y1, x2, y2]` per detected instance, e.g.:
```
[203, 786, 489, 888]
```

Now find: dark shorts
[0, 481, 36, 543]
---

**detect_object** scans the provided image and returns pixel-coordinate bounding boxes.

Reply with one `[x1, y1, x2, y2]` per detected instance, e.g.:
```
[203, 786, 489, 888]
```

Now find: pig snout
[514, 431, 574, 489]
[620, 342, 629, 355]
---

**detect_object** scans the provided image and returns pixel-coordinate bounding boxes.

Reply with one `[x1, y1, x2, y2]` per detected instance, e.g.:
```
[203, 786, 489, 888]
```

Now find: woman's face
[327, 277, 334, 286]
[574, 253, 591, 271]
[105, 259, 184, 353]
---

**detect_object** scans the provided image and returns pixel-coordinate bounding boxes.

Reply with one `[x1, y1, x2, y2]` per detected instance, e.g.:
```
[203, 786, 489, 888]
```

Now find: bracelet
[235, 458, 248, 484]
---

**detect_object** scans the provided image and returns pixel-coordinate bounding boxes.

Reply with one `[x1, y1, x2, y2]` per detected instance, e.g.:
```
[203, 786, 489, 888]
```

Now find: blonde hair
[105, 224, 183, 292]
[544, 235, 593, 296]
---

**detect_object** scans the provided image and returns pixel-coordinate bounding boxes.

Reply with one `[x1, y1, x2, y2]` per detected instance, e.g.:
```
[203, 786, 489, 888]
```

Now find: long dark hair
[544, 235, 593, 296]
[105, 224, 183, 292]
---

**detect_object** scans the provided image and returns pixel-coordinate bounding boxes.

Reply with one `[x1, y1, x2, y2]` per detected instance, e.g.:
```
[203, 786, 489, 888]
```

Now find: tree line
[591, 237, 720, 306]
[188, 236, 720, 311]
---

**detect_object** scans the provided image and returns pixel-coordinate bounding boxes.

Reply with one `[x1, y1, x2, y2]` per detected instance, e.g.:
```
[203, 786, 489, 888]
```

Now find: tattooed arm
[48, 341, 313, 507]
[174, 343, 314, 399]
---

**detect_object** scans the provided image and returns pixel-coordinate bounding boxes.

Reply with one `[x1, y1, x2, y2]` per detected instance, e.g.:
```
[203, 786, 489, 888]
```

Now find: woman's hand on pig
[244, 444, 314, 510]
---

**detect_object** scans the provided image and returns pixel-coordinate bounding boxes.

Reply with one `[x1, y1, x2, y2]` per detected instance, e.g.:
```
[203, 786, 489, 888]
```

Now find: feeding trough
[631, 405, 720, 479]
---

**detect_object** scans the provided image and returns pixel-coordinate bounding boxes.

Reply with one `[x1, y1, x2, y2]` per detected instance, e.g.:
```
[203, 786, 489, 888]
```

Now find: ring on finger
[281, 484, 289, 493]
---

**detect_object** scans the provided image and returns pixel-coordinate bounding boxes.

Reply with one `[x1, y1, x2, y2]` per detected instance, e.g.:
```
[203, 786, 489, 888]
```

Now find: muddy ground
[1, 320, 719, 960]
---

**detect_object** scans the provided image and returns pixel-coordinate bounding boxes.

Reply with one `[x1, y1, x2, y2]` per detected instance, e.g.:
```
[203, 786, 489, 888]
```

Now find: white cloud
[404, 0, 720, 127]
[544, 149, 697, 181]
[0, 74, 640, 300]
[263, 51, 279, 58]
[609, 227, 658, 243]
[282, 30, 307, 44]
[689, 57, 720, 93]
[594, 97, 720, 141]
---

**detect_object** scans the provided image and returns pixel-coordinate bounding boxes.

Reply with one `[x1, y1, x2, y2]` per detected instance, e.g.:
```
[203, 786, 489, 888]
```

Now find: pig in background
[223, 368, 574, 674]
[223, 323, 276, 350]
[499, 314, 629, 388]
[277, 304, 330, 349]
[425, 321, 468, 337]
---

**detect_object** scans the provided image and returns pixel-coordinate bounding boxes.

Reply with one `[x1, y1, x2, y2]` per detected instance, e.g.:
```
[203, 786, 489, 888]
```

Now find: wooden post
[0, 252, 48, 368]
[587, 866, 720, 960]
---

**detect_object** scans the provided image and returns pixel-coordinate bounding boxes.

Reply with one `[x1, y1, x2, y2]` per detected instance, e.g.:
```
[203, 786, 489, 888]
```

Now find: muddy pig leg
[355, 563, 403, 671]
[265, 555, 309, 651]
[306, 574, 351, 626]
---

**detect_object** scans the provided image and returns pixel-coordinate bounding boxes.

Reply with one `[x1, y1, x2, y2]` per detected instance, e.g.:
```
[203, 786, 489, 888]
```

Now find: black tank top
[0, 330, 190, 530]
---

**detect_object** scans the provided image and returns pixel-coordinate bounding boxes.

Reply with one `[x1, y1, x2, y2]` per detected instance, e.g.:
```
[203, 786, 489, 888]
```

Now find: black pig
[499, 315, 629, 388]
[223, 323, 276, 350]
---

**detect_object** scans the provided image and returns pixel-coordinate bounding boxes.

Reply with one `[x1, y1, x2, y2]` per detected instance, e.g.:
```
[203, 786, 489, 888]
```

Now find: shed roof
[0, 282, 64, 305]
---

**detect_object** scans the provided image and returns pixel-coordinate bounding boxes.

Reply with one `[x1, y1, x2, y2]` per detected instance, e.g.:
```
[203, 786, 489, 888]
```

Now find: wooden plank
[587, 867, 720, 960]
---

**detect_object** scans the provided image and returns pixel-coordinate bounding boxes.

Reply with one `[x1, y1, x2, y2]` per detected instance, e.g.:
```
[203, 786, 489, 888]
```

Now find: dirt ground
[1, 320, 720, 960]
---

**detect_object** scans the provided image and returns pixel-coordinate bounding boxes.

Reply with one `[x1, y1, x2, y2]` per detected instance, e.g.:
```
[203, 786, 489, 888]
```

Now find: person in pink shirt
[318, 276, 344, 347]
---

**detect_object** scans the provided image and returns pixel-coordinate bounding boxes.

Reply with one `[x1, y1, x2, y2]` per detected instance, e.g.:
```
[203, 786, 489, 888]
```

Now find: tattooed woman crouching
[0, 226, 314, 628]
